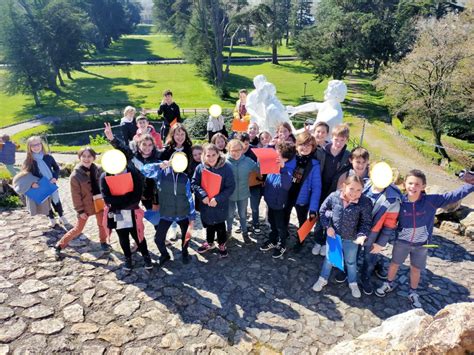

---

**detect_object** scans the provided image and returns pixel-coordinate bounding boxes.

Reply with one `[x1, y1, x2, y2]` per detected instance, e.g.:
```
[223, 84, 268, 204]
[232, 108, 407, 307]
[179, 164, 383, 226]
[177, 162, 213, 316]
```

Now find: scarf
[292, 154, 311, 184]
[80, 164, 101, 195]
[33, 152, 59, 203]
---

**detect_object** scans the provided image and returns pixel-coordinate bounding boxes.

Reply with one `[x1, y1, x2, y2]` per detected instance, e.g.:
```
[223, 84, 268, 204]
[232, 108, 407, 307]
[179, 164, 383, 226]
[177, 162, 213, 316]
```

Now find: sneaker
[100, 243, 111, 253]
[260, 240, 275, 251]
[408, 291, 422, 309]
[349, 283, 361, 298]
[218, 244, 228, 258]
[235, 228, 241, 234]
[335, 270, 347, 283]
[272, 245, 286, 259]
[182, 253, 190, 264]
[158, 254, 171, 267]
[197, 242, 214, 254]
[253, 225, 262, 234]
[375, 281, 395, 297]
[375, 266, 388, 280]
[312, 277, 328, 292]
[361, 280, 373, 295]
[144, 257, 154, 270]
[59, 216, 69, 225]
[293, 242, 303, 253]
[320, 245, 327, 256]
[48, 218, 57, 228]
[242, 233, 252, 245]
[54, 246, 62, 260]
[311, 243, 322, 256]
[123, 258, 133, 271]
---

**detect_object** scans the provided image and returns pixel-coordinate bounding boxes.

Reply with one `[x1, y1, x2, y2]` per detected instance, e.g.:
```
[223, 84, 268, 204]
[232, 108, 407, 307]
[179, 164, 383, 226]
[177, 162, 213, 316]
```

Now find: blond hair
[332, 123, 350, 138]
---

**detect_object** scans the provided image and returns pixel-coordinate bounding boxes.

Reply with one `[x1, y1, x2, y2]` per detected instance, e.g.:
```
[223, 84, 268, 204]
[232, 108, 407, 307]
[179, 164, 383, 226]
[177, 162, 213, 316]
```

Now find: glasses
[230, 149, 242, 153]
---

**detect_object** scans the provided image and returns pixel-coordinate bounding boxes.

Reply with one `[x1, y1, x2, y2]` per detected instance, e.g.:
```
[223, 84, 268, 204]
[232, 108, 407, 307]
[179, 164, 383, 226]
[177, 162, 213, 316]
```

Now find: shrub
[0, 194, 23, 209]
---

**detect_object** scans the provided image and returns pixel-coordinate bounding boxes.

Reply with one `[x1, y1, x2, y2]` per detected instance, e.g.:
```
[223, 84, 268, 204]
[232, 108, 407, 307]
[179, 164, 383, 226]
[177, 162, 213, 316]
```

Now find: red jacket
[134, 125, 163, 149]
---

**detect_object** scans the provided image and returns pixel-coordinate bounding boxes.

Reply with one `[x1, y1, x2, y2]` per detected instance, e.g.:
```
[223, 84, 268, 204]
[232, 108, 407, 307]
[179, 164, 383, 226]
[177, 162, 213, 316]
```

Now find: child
[192, 143, 235, 257]
[207, 113, 227, 142]
[55, 147, 109, 259]
[160, 123, 193, 167]
[312, 123, 352, 256]
[274, 122, 296, 145]
[258, 131, 272, 148]
[247, 122, 259, 146]
[312, 175, 373, 298]
[190, 145, 203, 212]
[0, 134, 18, 176]
[100, 163, 153, 271]
[233, 89, 248, 120]
[158, 89, 181, 140]
[141, 155, 196, 265]
[226, 139, 259, 244]
[376, 170, 474, 308]
[284, 132, 322, 253]
[22, 136, 68, 227]
[211, 133, 228, 154]
[133, 115, 163, 149]
[313, 121, 330, 148]
[260, 142, 296, 259]
[337, 147, 370, 188]
[120, 106, 138, 143]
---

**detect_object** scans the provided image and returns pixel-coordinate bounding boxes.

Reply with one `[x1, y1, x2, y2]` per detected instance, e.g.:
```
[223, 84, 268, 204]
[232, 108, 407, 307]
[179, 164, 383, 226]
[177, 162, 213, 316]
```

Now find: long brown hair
[22, 136, 48, 173]
[165, 123, 192, 149]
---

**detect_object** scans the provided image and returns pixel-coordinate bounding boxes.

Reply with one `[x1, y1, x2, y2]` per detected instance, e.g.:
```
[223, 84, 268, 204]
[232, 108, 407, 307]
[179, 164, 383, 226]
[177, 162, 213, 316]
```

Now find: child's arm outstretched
[429, 184, 474, 209]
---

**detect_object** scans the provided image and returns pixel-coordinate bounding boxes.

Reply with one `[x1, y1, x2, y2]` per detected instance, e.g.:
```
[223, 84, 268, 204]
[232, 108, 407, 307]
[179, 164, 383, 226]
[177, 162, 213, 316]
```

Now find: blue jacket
[397, 184, 474, 246]
[31, 154, 60, 180]
[319, 191, 373, 241]
[0, 142, 16, 165]
[294, 158, 322, 214]
[264, 158, 295, 210]
[226, 155, 258, 201]
[192, 156, 235, 225]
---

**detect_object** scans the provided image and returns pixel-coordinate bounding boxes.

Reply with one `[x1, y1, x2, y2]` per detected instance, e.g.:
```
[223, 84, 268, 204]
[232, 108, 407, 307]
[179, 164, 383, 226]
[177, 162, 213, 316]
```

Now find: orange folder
[202, 169, 222, 199]
[105, 173, 134, 196]
[232, 118, 249, 132]
[251, 148, 280, 174]
[297, 217, 318, 242]
[170, 118, 178, 127]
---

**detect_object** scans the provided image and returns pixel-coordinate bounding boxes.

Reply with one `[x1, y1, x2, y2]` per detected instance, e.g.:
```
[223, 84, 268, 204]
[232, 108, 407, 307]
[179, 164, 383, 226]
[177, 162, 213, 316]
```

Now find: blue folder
[25, 177, 58, 204]
[327, 234, 344, 272]
[144, 210, 160, 226]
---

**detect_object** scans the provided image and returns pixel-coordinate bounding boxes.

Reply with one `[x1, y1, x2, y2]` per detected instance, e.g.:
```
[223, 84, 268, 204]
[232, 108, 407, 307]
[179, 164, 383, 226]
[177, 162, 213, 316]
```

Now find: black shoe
[260, 240, 275, 251]
[100, 243, 111, 253]
[182, 250, 190, 264]
[375, 266, 388, 280]
[54, 246, 62, 260]
[335, 270, 347, 283]
[293, 242, 303, 254]
[144, 257, 153, 270]
[272, 245, 286, 259]
[123, 258, 133, 271]
[252, 224, 262, 234]
[158, 254, 171, 267]
[242, 233, 252, 245]
[362, 280, 373, 295]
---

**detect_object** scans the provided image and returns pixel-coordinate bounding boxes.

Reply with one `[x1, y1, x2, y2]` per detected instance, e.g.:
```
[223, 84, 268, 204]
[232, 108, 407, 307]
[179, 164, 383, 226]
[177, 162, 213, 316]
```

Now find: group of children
[10, 91, 474, 310]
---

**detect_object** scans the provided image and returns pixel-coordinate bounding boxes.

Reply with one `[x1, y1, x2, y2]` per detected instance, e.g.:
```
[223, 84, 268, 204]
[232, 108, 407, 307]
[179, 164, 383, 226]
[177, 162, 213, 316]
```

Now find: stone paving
[0, 179, 473, 354]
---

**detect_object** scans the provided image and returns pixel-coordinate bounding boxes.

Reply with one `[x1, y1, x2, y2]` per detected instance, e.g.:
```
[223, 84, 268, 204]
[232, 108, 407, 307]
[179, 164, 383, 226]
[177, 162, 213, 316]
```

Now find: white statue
[246, 75, 295, 136]
[287, 80, 348, 134]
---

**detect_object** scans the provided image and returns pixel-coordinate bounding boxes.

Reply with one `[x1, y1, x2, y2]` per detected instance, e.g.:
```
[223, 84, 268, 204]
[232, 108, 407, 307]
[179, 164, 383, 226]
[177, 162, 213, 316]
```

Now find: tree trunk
[272, 41, 279, 65]
[66, 70, 73, 80]
[373, 60, 380, 75]
[225, 25, 241, 75]
[32, 89, 41, 106]
[433, 127, 450, 159]
[57, 71, 65, 87]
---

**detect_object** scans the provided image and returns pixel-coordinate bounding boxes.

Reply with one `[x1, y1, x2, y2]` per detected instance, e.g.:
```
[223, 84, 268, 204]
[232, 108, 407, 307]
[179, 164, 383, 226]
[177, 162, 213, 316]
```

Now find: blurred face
[351, 157, 368, 177]
[192, 149, 202, 162]
[229, 143, 243, 160]
[278, 127, 291, 141]
[314, 126, 328, 145]
[239, 92, 247, 102]
[174, 129, 186, 147]
[343, 181, 363, 202]
[139, 139, 154, 157]
[126, 110, 135, 119]
[215, 137, 226, 151]
[137, 119, 148, 131]
[331, 135, 348, 152]
[405, 176, 425, 201]
[79, 151, 95, 168]
[164, 94, 173, 104]
[205, 148, 218, 167]
[247, 124, 258, 139]
[30, 139, 43, 154]
[260, 133, 271, 146]
[297, 141, 314, 156]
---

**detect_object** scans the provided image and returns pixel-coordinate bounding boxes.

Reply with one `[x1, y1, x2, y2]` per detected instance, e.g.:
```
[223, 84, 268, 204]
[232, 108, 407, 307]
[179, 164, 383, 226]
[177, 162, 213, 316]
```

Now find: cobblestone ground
[0, 179, 473, 354]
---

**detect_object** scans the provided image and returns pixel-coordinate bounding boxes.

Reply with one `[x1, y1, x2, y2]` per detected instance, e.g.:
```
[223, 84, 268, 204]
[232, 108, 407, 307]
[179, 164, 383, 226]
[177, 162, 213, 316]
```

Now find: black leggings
[48, 200, 64, 218]
[154, 218, 189, 257]
[205, 222, 227, 245]
[115, 215, 150, 260]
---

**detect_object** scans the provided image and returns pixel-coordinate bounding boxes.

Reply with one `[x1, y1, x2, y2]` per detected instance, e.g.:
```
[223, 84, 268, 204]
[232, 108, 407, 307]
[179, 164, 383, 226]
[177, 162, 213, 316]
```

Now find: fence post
[360, 117, 367, 146]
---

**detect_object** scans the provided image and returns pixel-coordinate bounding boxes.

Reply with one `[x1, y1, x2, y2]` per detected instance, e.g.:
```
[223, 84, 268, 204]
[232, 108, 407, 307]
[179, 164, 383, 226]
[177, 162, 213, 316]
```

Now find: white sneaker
[409, 292, 422, 308]
[59, 216, 69, 225]
[312, 277, 328, 292]
[320, 244, 327, 256]
[311, 243, 321, 256]
[349, 282, 361, 298]
[48, 218, 57, 228]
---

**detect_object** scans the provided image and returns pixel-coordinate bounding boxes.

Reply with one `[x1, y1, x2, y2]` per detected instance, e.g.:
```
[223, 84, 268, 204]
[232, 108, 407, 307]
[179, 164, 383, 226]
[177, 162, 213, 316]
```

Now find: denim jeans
[320, 239, 359, 283]
[227, 199, 248, 233]
[361, 246, 381, 281]
[249, 186, 262, 226]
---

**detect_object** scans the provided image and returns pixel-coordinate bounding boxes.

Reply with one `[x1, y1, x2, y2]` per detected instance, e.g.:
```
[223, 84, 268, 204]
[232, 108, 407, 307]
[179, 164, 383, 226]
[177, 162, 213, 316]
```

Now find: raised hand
[104, 122, 114, 141]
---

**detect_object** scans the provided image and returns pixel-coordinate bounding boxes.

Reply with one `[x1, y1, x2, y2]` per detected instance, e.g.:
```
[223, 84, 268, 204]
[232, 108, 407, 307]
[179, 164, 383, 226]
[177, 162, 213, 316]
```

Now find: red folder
[297, 218, 317, 242]
[105, 173, 134, 196]
[231, 118, 249, 132]
[170, 118, 178, 127]
[251, 148, 280, 174]
[202, 169, 222, 199]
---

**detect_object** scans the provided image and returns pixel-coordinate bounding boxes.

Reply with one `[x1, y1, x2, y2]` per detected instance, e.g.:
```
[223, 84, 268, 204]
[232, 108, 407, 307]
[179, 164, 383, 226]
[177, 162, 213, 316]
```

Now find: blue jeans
[361, 246, 381, 282]
[320, 239, 359, 284]
[227, 199, 248, 233]
[249, 186, 262, 226]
